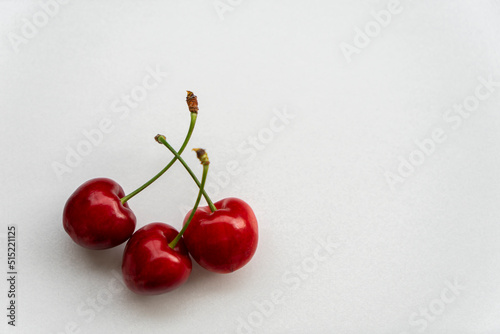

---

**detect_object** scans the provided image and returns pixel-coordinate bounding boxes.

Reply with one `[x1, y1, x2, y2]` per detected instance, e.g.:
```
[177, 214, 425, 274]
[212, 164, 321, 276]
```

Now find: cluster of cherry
[63, 92, 258, 295]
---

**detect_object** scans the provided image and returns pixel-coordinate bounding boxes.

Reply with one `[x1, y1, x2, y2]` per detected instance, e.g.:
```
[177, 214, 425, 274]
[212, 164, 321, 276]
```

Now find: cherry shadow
[117, 261, 246, 320]
[68, 240, 126, 273]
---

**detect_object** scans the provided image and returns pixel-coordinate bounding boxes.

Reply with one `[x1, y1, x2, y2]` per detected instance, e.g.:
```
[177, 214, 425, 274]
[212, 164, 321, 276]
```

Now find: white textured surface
[1, 1, 500, 333]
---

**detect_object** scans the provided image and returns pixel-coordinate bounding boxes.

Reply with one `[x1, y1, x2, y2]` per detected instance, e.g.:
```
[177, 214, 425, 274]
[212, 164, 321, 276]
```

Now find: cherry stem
[120, 112, 197, 204]
[155, 135, 217, 212]
[169, 149, 210, 249]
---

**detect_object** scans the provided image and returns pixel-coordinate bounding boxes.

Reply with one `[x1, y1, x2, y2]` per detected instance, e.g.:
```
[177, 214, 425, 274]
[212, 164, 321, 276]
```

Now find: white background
[1, 1, 500, 333]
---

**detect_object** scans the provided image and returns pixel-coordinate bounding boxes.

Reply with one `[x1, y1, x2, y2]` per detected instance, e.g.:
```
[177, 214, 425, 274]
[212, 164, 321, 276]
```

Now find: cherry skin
[122, 223, 192, 295]
[63, 178, 136, 250]
[183, 197, 258, 273]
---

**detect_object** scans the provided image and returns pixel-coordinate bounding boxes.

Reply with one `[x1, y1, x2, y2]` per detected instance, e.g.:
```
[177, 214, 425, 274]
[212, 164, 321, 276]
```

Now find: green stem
[120, 113, 197, 204]
[156, 136, 216, 212]
[169, 158, 209, 249]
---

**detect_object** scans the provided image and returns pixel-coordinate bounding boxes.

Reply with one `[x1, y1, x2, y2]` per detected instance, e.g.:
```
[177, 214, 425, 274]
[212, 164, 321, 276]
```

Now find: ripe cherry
[63, 178, 136, 250]
[121, 223, 192, 295]
[183, 197, 258, 273]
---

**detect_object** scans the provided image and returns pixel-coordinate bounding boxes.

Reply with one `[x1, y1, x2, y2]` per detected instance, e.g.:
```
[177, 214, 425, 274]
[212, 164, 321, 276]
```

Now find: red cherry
[122, 223, 192, 295]
[63, 178, 136, 250]
[183, 197, 258, 273]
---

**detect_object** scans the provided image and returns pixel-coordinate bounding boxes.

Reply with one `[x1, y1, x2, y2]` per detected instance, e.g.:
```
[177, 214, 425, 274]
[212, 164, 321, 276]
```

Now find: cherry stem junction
[155, 135, 216, 212]
[120, 92, 198, 204]
[169, 149, 210, 249]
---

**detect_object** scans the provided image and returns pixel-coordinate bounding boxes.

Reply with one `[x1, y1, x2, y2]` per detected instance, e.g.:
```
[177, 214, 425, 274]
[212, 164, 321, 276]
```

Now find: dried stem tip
[155, 134, 166, 143]
[192, 148, 209, 165]
[186, 91, 198, 114]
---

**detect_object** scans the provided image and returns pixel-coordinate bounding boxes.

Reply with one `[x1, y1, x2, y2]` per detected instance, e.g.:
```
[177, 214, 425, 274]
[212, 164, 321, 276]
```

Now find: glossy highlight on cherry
[63, 178, 136, 250]
[122, 223, 192, 295]
[183, 197, 258, 273]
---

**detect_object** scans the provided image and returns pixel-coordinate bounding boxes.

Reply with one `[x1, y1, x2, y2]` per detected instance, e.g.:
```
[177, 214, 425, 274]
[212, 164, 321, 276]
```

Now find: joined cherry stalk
[64, 90, 259, 296]
[166, 146, 210, 249]
[120, 91, 200, 204]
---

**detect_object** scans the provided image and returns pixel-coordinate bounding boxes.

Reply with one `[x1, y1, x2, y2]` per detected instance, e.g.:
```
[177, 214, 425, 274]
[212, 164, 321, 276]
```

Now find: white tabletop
[1, 1, 500, 333]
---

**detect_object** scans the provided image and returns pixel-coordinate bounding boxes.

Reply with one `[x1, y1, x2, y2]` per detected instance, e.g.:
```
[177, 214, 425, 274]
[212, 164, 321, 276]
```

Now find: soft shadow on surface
[61, 227, 253, 320]
[185, 261, 223, 287]
[119, 261, 248, 319]
[71, 241, 126, 272]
